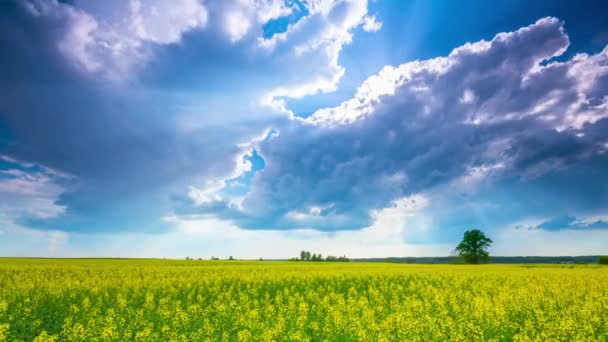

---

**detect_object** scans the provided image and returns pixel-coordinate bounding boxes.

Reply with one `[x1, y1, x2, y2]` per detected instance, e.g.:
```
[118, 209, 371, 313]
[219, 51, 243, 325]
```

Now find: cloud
[129, 0, 208, 44]
[13, 0, 372, 90]
[362, 15, 382, 32]
[0, 155, 71, 256]
[5, 208, 608, 258]
[260, 0, 372, 107]
[0, 0, 274, 232]
[0, 0, 381, 233]
[20, 0, 210, 78]
[531, 214, 608, 231]
[0, 156, 70, 220]
[2, 2, 607, 245]
[219, 0, 296, 42]
[182, 17, 608, 233]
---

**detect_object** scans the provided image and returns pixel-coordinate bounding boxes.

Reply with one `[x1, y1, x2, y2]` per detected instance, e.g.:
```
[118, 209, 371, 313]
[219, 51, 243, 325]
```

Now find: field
[0, 259, 607, 341]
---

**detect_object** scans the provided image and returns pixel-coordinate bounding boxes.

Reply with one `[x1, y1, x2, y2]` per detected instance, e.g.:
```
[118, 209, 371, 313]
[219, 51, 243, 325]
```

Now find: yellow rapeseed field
[0, 259, 607, 341]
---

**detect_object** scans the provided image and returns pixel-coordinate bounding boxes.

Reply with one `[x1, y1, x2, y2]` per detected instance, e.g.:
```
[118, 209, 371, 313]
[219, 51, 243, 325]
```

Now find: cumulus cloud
[19, 0, 210, 78]
[0, 0, 393, 235]
[260, 0, 372, 108]
[18, 0, 368, 89]
[129, 0, 208, 44]
[219, 0, 296, 42]
[182, 17, 608, 233]
[0, 0, 275, 232]
[0, 0, 377, 233]
[3, 1, 607, 245]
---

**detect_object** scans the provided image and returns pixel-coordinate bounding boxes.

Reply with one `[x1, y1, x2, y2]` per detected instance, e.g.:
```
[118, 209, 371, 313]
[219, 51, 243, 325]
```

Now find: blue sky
[1, 0, 607, 258]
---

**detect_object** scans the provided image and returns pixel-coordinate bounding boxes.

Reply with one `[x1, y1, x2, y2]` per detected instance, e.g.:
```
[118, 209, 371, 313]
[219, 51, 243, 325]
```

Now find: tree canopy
[295, 251, 349, 262]
[456, 229, 493, 264]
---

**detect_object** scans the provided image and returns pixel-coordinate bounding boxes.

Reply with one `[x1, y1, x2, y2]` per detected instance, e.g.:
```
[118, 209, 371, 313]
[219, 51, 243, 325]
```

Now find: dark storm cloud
[0, 0, 373, 232]
[0, 0, 275, 232]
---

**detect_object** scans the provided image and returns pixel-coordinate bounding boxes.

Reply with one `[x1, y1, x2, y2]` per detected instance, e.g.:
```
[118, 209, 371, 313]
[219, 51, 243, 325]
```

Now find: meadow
[0, 259, 607, 341]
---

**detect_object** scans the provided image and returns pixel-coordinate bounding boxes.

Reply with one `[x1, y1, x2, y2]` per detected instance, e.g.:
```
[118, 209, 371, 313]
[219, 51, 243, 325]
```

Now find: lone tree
[456, 229, 493, 264]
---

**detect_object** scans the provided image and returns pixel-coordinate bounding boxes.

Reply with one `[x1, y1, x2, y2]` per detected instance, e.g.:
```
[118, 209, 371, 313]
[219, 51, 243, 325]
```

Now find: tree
[599, 256, 608, 265]
[299, 250, 312, 261]
[312, 253, 324, 261]
[456, 229, 493, 264]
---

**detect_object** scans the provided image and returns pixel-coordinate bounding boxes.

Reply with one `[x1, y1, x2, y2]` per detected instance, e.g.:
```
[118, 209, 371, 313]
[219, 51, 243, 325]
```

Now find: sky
[1, 0, 608, 258]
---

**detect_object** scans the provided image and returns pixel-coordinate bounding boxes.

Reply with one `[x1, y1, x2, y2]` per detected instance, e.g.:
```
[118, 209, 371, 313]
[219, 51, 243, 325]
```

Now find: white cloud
[260, 0, 372, 109]
[0, 166, 67, 220]
[362, 15, 382, 32]
[130, 0, 208, 44]
[460, 88, 476, 104]
[57, 6, 103, 73]
[187, 144, 257, 205]
[163, 195, 447, 258]
[29, 0, 376, 118]
[572, 214, 608, 226]
[0, 156, 74, 257]
[363, 194, 431, 242]
[308, 58, 452, 125]
[164, 191, 442, 258]
[221, 0, 296, 42]
[308, 17, 605, 134]
[44, 0, 373, 89]
[448, 163, 505, 191]
[31, 0, 209, 78]
[223, 8, 253, 42]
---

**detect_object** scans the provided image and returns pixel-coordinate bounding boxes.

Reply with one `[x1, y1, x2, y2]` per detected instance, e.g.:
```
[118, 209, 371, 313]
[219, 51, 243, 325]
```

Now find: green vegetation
[600, 256, 608, 265]
[455, 229, 493, 264]
[291, 250, 350, 262]
[1, 259, 607, 340]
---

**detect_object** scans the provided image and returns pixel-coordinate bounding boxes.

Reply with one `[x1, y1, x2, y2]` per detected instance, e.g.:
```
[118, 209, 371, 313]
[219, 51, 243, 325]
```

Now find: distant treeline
[290, 251, 350, 262]
[352, 256, 605, 264]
